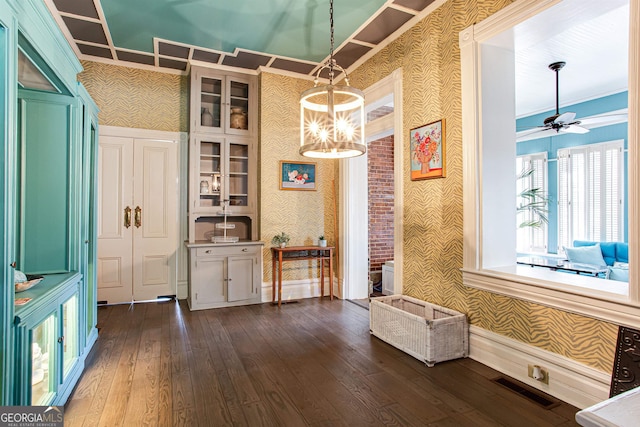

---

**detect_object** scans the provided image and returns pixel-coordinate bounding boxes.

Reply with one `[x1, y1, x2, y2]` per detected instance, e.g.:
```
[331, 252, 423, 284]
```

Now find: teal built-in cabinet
[1, 0, 99, 405]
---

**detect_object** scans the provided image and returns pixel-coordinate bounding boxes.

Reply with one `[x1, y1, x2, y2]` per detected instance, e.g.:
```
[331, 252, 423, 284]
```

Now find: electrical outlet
[527, 364, 549, 384]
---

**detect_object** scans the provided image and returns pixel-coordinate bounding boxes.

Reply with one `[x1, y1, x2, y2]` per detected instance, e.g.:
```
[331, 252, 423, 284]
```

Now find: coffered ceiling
[43, 0, 630, 118]
[44, 0, 438, 78]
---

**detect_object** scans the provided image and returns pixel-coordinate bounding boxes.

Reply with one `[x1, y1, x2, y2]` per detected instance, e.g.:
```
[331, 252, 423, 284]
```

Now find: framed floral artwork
[410, 119, 446, 180]
[279, 160, 317, 191]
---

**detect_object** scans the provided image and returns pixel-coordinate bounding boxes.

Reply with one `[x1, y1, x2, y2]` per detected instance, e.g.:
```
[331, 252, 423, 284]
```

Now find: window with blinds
[557, 140, 624, 252]
[516, 153, 548, 253]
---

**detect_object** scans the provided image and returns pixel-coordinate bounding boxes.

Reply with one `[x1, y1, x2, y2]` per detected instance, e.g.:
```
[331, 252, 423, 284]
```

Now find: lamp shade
[300, 83, 366, 158]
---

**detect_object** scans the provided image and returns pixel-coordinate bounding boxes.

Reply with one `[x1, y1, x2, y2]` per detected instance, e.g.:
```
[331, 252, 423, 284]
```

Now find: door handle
[124, 206, 132, 228]
[134, 206, 142, 228]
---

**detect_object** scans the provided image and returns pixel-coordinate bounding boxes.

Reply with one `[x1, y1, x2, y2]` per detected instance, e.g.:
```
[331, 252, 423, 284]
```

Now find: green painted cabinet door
[18, 90, 77, 274]
[78, 83, 99, 349]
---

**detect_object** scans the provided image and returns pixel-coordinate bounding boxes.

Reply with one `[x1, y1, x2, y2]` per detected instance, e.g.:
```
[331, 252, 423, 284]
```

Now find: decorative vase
[230, 107, 247, 130]
[200, 180, 209, 194]
[201, 108, 214, 127]
[280, 242, 286, 248]
[421, 161, 430, 174]
[319, 239, 327, 247]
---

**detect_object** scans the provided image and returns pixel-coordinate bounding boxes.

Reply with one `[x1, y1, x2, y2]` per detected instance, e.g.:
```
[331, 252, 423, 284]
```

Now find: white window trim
[516, 152, 548, 254]
[459, 0, 640, 327]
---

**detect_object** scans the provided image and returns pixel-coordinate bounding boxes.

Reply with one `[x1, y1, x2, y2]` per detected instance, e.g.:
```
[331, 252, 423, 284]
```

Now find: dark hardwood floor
[64, 298, 581, 426]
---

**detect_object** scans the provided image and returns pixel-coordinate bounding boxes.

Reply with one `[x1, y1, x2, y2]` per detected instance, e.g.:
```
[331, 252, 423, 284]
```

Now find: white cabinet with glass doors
[190, 135, 255, 216]
[190, 66, 255, 136]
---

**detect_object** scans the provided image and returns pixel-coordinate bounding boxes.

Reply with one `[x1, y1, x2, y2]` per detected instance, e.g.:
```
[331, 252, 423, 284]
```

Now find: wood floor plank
[66, 299, 581, 427]
[76, 304, 144, 425]
[242, 306, 347, 426]
[185, 314, 234, 426]
[172, 407, 197, 427]
[202, 308, 261, 406]
[366, 370, 449, 424]
[155, 303, 174, 426]
[122, 355, 160, 426]
[197, 311, 251, 426]
[97, 304, 148, 427]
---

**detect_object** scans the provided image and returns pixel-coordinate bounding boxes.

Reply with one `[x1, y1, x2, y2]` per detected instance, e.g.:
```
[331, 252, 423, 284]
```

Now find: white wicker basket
[370, 295, 469, 367]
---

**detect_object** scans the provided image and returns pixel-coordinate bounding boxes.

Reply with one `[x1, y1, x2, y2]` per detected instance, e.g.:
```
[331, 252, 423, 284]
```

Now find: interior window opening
[460, 0, 636, 316]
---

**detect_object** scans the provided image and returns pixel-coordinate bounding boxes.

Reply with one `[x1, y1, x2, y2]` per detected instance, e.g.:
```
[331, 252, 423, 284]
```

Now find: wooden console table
[271, 245, 334, 307]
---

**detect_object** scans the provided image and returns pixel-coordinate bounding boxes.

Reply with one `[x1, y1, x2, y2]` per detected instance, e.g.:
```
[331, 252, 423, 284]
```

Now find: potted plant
[517, 167, 549, 229]
[271, 232, 290, 248]
[318, 235, 327, 247]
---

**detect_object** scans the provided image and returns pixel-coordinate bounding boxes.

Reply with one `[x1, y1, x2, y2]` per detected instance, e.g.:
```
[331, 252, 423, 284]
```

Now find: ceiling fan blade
[516, 126, 548, 137]
[562, 124, 589, 134]
[554, 111, 576, 124]
[579, 113, 628, 126]
[516, 127, 558, 142]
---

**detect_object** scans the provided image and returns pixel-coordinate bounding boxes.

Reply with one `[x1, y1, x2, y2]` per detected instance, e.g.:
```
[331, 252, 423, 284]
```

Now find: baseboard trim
[469, 325, 610, 409]
[261, 278, 338, 303]
[177, 280, 188, 300]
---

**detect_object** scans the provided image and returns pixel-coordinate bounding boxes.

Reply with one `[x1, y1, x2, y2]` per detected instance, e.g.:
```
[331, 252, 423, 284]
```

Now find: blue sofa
[572, 240, 629, 281]
[573, 240, 628, 266]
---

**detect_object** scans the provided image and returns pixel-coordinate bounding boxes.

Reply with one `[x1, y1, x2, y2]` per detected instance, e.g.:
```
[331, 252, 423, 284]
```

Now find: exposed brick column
[368, 135, 394, 278]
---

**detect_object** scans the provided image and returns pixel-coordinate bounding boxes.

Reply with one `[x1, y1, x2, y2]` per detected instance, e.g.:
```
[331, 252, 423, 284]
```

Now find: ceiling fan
[516, 61, 627, 141]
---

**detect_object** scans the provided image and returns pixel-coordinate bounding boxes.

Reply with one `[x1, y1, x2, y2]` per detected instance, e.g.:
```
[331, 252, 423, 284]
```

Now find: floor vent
[492, 376, 560, 409]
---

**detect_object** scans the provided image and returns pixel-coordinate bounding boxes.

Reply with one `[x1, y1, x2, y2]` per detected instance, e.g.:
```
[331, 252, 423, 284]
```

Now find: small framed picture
[410, 119, 446, 180]
[279, 161, 317, 191]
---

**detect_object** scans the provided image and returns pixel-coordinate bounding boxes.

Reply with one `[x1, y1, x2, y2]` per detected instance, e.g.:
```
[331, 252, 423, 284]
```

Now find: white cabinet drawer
[195, 245, 259, 257]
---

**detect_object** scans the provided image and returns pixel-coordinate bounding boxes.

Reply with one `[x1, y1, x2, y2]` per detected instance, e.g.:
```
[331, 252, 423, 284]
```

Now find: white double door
[97, 127, 179, 304]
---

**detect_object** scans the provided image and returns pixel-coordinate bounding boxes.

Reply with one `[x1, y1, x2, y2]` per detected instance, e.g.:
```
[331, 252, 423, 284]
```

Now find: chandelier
[299, 0, 366, 158]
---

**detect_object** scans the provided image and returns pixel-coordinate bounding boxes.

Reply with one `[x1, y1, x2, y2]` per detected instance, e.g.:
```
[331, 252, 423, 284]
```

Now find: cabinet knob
[206, 250, 211, 254]
[58, 336, 64, 344]
[242, 248, 248, 252]
[10, 261, 16, 268]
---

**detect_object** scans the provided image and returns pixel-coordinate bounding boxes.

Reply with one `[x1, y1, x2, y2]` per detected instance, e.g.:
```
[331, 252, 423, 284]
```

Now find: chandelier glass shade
[299, 1, 366, 159]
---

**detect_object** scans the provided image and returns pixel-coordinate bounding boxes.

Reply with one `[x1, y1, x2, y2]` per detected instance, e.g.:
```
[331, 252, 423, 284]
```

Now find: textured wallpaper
[347, 0, 617, 372]
[78, 61, 188, 132]
[74, 0, 619, 371]
[259, 72, 339, 282]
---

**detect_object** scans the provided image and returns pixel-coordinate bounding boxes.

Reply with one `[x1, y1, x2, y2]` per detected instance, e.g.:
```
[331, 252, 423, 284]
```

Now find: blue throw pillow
[564, 244, 607, 268]
[608, 267, 629, 282]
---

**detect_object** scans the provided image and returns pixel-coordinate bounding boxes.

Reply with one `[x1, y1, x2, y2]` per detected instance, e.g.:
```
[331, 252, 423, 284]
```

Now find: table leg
[320, 255, 325, 299]
[329, 249, 334, 301]
[272, 251, 277, 303]
[278, 251, 283, 307]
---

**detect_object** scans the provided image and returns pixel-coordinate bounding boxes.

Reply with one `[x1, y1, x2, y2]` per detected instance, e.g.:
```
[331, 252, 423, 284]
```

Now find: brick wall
[368, 135, 394, 274]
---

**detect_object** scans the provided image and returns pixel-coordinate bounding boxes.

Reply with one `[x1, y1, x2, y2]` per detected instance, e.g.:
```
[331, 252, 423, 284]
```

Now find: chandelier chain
[329, 0, 334, 83]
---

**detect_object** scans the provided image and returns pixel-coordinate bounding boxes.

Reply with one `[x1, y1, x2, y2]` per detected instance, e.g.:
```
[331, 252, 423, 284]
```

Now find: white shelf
[211, 236, 239, 243]
[215, 223, 236, 229]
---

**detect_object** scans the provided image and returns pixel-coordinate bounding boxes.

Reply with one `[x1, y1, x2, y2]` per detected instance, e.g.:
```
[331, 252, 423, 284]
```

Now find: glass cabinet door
[31, 314, 56, 405]
[228, 142, 249, 208]
[62, 294, 79, 380]
[199, 76, 223, 132]
[198, 139, 223, 209]
[227, 79, 250, 134]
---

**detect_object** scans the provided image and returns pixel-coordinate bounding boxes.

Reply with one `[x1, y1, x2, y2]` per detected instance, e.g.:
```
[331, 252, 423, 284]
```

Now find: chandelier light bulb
[319, 128, 329, 142]
[309, 121, 320, 135]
